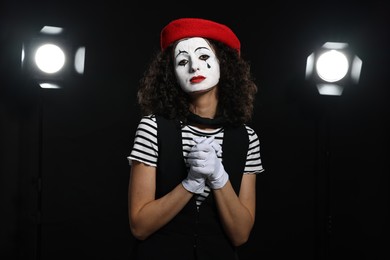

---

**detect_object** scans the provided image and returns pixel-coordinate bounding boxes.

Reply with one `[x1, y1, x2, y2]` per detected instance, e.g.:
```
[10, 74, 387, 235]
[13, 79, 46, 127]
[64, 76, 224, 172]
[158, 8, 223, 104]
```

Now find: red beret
[160, 18, 240, 52]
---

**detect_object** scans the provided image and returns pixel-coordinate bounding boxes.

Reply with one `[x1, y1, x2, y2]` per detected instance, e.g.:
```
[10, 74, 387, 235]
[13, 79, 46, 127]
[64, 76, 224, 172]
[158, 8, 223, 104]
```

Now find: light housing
[21, 25, 86, 89]
[305, 42, 362, 96]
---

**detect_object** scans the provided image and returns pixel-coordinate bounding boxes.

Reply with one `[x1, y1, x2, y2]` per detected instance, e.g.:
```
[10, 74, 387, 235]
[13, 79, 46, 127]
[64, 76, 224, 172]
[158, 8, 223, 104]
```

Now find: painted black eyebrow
[195, 46, 210, 52]
[175, 50, 187, 58]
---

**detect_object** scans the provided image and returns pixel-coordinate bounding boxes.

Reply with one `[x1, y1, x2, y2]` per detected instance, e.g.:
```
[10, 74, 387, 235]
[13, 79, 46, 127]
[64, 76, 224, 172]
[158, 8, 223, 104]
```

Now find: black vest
[132, 116, 249, 260]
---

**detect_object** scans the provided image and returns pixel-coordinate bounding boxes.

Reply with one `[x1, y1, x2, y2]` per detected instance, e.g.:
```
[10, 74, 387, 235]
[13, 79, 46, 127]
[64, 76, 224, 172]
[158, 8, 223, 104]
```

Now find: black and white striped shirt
[128, 114, 264, 206]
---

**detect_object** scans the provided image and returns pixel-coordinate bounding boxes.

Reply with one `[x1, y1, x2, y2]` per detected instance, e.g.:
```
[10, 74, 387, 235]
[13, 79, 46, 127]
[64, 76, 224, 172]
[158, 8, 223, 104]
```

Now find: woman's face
[173, 37, 220, 93]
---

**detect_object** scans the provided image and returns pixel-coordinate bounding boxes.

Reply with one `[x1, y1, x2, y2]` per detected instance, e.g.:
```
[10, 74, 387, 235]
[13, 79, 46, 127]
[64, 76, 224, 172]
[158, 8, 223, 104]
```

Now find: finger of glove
[187, 157, 206, 168]
[187, 149, 210, 160]
[203, 137, 221, 156]
[203, 136, 215, 145]
[189, 156, 217, 174]
[190, 142, 214, 154]
[193, 135, 214, 144]
[190, 165, 211, 175]
[193, 136, 207, 144]
[210, 140, 222, 155]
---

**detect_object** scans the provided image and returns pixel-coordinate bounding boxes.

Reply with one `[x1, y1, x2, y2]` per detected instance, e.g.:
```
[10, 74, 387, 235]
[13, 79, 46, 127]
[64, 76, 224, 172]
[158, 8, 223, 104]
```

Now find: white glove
[181, 170, 206, 194]
[187, 136, 229, 189]
[182, 140, 206, 193]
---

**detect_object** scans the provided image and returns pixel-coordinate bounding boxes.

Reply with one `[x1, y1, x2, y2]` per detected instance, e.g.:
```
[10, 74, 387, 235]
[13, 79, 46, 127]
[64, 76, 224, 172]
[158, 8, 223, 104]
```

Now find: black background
[1, 1, 389, 259]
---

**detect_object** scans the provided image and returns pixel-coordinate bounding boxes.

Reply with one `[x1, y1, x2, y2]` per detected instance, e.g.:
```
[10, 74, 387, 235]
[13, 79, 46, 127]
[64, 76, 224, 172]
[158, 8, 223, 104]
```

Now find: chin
[188, 86, 215, 95]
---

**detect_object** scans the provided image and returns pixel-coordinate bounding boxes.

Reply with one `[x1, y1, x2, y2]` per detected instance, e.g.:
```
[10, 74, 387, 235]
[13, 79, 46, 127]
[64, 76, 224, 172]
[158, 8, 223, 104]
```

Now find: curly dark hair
[137, 39, 258, 126]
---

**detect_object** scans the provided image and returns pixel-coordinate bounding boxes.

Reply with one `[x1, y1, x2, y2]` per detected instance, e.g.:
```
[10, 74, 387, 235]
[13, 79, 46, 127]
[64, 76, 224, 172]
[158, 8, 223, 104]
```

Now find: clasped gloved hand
[186, 136, 229, 190]
[181, 137, 208, 194]
[181, 167, 206, 194]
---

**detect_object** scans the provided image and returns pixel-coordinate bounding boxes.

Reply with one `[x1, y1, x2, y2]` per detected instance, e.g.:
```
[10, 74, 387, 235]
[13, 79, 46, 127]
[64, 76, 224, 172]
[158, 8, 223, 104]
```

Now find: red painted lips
[190, 76, 205, 83]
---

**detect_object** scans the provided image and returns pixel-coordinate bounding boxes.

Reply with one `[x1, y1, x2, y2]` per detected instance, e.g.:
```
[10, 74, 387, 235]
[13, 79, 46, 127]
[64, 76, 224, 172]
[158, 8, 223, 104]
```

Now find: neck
[189, 87, 218, 119]
[187, 112, 226, 128]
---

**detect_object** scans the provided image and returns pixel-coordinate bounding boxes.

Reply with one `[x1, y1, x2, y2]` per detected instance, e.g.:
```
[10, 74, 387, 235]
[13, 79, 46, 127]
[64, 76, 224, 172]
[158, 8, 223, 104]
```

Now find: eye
[178, 59, 188, 66]
[199, 54, 209, 61]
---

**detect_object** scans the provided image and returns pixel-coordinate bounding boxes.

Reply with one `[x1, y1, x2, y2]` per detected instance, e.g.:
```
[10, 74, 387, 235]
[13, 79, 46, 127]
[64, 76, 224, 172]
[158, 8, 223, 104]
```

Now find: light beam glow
[34, 44, 66, 74]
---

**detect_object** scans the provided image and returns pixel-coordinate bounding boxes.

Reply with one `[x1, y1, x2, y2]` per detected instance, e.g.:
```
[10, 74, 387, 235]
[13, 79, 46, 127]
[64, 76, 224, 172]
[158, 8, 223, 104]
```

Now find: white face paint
[173, 37, 220, 93]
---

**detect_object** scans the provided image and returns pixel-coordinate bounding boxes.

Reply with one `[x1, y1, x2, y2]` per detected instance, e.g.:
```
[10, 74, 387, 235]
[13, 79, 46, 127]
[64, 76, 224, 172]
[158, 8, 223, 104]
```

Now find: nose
[189, 59, 200, 73]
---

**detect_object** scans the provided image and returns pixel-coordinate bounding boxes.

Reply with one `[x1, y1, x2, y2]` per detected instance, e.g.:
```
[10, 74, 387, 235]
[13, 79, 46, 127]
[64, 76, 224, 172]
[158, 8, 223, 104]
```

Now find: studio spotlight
[305, 42, 362, 96]
[21, 25, 86, 89]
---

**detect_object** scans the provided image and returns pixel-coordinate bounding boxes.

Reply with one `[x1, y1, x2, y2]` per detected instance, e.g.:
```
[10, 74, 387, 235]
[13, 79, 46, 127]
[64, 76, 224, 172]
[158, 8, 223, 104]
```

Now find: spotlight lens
[35, 44, 65, 74]
[316, 50, 349, 82]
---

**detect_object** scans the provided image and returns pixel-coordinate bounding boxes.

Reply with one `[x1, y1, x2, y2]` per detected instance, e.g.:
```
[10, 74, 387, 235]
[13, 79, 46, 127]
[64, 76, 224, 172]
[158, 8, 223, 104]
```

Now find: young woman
[127, 17, 265, 260]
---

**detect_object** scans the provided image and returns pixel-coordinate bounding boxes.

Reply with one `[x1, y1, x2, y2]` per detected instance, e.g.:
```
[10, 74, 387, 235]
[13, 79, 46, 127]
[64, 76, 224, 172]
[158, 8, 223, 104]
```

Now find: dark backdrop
[1, 1, 389, 260]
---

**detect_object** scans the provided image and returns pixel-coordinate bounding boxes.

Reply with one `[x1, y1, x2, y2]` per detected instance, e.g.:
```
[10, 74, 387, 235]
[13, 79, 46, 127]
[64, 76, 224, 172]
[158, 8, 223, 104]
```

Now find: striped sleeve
[127, 115, 158, 167]
[244, 125, 265, 174]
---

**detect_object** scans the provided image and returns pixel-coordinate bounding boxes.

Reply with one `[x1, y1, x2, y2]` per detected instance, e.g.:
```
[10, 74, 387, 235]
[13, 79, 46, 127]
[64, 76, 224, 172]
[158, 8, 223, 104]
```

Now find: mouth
[190, 76, 206, 83]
